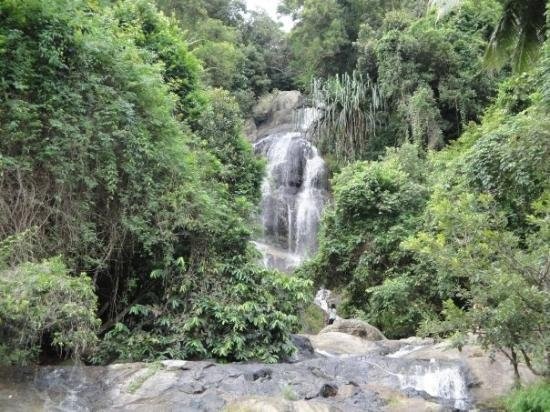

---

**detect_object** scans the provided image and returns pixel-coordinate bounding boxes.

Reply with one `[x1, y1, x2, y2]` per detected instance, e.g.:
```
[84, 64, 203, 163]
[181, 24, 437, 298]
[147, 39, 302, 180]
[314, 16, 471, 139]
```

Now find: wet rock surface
[0, 332, 537, 412]
[252, 91, 305, 138]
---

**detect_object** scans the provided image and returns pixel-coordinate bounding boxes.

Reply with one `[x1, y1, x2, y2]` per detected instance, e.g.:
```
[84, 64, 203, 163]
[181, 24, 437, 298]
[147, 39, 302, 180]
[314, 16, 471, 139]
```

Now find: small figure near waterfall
[327, 303, 337, 325]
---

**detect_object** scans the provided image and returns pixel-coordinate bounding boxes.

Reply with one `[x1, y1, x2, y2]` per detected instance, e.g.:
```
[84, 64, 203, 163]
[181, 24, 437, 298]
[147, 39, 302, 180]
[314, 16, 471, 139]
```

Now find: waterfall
[253, 106, 328, 271]
[397, 362, 471, 410]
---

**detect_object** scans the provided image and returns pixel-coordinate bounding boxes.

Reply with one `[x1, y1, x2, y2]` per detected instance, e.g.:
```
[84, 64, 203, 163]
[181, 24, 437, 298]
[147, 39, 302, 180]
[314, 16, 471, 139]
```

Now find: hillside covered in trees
[291, 0, 549, 384]
[0, 0, 307, 365]
[0, 0, 548, 401]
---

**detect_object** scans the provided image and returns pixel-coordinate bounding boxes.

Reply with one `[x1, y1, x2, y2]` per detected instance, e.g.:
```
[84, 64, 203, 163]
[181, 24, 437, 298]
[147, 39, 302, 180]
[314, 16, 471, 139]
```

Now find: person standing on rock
[327, 304, 337, 325]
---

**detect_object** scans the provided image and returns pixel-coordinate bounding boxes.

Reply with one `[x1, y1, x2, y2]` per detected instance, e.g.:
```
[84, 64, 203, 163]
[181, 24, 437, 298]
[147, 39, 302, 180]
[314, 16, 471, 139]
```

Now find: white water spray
[254, 107, 328, 271]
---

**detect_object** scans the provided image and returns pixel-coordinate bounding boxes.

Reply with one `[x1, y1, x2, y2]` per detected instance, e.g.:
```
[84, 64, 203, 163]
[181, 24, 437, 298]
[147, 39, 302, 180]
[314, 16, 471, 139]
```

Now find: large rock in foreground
[0, 332, 539, 411]
[225, 396, 339, 412]
[308, 332, 382, 356]
[320, 319, 386, 341]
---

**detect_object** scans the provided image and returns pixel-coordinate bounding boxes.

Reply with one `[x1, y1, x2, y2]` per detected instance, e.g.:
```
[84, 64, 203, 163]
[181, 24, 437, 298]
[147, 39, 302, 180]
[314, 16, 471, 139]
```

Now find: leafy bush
[0, 257, 99, 365]
[94, 256, 311, 363]
[300, 144, 435, 337]
[506, 382, 550, 412]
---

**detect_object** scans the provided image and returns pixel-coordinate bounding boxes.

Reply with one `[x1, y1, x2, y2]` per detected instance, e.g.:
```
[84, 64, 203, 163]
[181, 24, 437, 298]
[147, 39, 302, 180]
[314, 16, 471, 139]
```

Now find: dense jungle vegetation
[0, 0, 548, 391]
[0, 0, 306, 365]
[292, 0, 550, 383]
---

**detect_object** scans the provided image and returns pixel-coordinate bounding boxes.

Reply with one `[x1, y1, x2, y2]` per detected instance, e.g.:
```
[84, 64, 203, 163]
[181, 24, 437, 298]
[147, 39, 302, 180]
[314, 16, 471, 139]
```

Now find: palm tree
[429, 0, 547, 72]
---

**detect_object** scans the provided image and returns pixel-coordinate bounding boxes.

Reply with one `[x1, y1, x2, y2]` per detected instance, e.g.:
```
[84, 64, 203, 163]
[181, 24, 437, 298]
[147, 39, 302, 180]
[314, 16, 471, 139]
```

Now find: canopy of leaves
[305, 15, 550, 378]
[156, 0, 294, 113]
[312, 0, 502, 163]
[430, 0, 548, 72]
[280, 0, 427, 87]
[298, 144, 435, 338]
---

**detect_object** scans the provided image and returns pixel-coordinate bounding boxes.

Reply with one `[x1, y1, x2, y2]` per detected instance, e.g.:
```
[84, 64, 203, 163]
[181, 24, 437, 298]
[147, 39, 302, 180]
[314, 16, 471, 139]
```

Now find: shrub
[0, 257, 100, 365]
[506, 382, 550, 412]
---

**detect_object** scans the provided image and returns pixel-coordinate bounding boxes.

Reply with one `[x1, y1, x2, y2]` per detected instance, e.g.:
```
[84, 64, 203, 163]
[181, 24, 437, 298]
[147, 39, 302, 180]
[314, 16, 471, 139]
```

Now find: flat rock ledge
[0, 332, 539, 412]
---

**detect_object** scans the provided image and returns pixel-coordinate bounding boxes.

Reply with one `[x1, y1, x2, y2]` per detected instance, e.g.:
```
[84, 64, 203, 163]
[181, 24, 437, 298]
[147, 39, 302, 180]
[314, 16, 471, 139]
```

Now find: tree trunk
[510, 347, 521, 388]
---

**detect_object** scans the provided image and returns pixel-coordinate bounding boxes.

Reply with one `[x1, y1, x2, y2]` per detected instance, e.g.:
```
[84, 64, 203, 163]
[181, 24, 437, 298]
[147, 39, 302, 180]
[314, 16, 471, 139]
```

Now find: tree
[429, 0, 548, 72]
[156, 0, 293, 113]
[280, 0, 429, 86]
[407, 190, 549, 384]
[0, 0, 309, 364]
[299, 144, 435, 338]
[195, 88, 264, 203]
[240, 10, 295, 94]
[281, 0, 361, 86]
[406, 47, 550, 382]
[312, 1, 501, 162]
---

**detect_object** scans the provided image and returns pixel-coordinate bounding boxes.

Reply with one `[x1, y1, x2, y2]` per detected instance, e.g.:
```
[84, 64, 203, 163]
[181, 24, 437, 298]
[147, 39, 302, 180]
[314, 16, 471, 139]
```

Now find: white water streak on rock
[397, 363, 470, 410]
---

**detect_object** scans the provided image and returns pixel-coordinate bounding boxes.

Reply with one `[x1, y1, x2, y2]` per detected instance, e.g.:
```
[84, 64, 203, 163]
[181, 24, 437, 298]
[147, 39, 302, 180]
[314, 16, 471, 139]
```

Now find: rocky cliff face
[0, 331, 537, 411]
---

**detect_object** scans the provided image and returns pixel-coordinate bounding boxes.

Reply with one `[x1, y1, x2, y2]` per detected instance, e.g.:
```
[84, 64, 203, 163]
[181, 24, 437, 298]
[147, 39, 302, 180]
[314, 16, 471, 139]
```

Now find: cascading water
[253, 107, 328, 271]
[397, 362, 472, 410]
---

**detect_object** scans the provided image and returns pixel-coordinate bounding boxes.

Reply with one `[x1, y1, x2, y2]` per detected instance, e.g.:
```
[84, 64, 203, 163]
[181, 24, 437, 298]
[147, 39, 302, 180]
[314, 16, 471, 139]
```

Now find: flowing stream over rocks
[3, 336, 533, 411]
[0, 92, 536, 412]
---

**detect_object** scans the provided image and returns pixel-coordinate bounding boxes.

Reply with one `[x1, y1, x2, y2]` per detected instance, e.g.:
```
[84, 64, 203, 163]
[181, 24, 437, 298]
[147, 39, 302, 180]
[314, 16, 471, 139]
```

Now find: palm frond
[485, 0, 546, 73]
[430, 0, 547, 73]
[311, 72, 384, 162]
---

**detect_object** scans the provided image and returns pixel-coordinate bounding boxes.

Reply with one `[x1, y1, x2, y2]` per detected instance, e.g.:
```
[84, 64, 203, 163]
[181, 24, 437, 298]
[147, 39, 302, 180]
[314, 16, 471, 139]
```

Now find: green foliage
[374, 0, 500, 134]
[0, 0, 306, 365]
[407, 85, 444, 149]
[112, 0, 203, 121]
[280, 0, 427, 87]
[156, 0, 294, 113]
[94, 256, 311, 363]
[300, 303, 326, 334]
[2, 0, 548, 372]
[0, 0, 196, 275]
[0, 257, 100, 365]
[195, 88, 264, 203]
[409, 188, 549, 378]
[430, 0, 548, 73]
[241, 11, 295, 94]
[306, 19, 550, 356]
[284, 0, 352, 86]
[312, 0, 501, 163]
[311, 71, 383, 163]
[405, 61, 550, 380]
[506, 381, 550, 412]
[300, 144, 435, 337]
